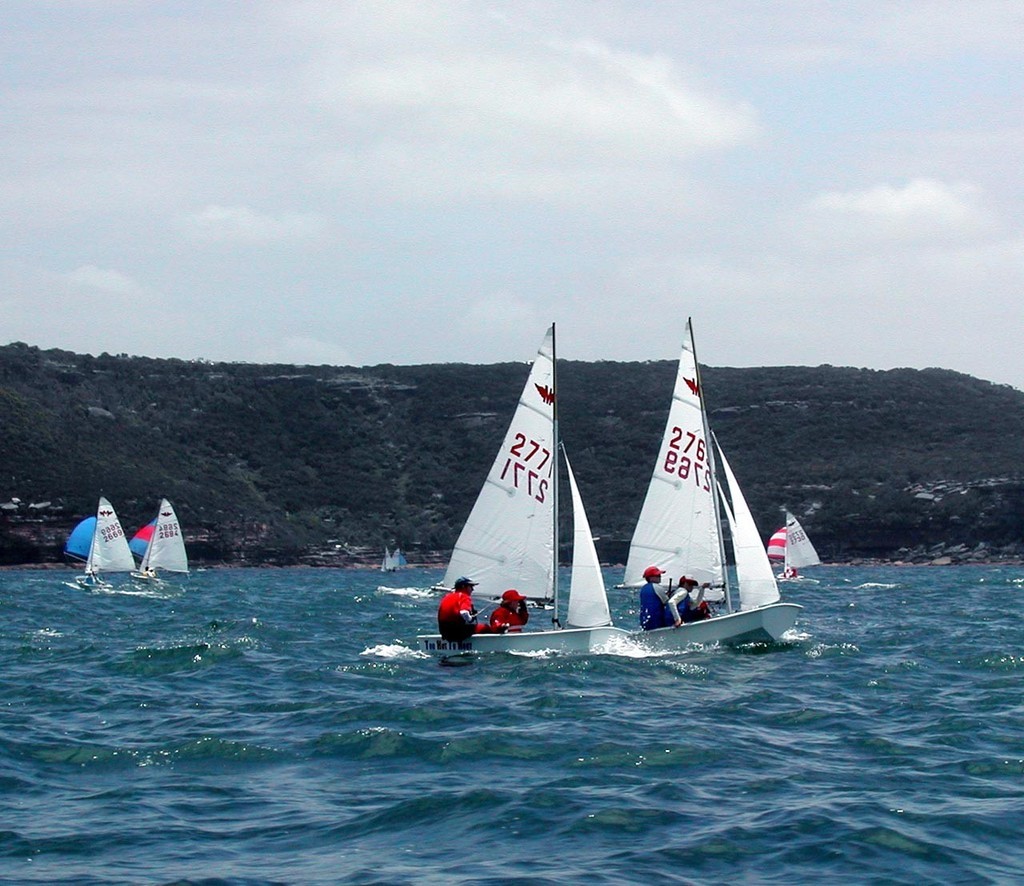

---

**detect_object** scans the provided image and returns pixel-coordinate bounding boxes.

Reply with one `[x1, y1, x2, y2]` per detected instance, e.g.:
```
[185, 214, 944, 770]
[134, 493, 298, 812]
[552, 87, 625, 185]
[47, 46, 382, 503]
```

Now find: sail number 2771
[664, 427, 711, 491]
[499, 433, 552, 503]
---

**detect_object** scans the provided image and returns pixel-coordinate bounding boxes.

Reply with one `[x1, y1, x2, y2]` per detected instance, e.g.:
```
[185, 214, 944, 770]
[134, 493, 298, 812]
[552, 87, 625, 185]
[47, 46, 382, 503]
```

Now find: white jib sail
[441, 326, 556, 600]
[140, 499, 189, 573]
[784, 512, 821, 569]
[88, 497, 136, 574]
[563, 452, 612, 629]
[716, 447, 780, 610]
[622, 330, 723, 588]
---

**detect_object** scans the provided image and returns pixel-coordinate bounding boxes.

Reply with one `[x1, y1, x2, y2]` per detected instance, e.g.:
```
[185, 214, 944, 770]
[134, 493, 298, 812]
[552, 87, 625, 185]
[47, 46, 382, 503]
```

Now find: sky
[2, 1, 1022, 389]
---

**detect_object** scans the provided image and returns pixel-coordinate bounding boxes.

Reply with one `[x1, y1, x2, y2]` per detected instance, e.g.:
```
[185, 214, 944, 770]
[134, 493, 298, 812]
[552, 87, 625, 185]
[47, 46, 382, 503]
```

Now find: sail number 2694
[664, 427, 711, 491]
[499, 433, 552, 503]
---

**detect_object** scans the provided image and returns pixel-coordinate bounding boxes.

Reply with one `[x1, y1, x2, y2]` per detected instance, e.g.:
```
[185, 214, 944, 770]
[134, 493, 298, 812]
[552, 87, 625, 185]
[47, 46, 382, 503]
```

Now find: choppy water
[2, 565, 1023, 884]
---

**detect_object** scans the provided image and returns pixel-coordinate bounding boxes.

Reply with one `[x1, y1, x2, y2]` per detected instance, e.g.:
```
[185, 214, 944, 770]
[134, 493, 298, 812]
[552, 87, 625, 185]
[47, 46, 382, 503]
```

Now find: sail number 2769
[499, 433, 552, 503]
[664, 427, 711, 491]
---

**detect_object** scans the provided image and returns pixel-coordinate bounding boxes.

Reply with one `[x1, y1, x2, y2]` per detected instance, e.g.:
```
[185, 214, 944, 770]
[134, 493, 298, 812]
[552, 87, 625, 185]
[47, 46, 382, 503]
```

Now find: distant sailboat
[130, 498, 189, 580]
[380, 547, 407, 572]
[767, 512, 821, 580]
[64, 497, 136, 587]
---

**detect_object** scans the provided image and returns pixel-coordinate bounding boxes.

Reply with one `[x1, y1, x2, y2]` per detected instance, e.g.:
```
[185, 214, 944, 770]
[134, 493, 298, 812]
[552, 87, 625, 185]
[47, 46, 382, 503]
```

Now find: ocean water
[1, 565, 1023, 885]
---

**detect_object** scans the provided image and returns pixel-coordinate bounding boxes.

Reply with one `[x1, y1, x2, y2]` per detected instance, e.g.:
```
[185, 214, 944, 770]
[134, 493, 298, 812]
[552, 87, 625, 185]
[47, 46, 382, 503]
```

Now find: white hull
[632, 603, 802, 650]
[417, 603, 801, 655]
[418, 626, 630, 654]
[131, 570, 164, 582]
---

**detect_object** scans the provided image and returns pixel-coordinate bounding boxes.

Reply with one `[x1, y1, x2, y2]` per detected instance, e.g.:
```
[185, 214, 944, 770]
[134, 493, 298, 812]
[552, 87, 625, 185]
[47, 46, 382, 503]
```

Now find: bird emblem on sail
[684, 377, 700, 397]
[535, 383, 555, 405]
[99, 508, 113, 517]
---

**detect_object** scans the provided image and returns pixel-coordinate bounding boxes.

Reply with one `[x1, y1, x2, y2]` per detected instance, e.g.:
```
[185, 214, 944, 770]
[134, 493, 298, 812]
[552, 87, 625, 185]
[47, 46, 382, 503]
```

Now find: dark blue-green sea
[2, 565, 1023, 885]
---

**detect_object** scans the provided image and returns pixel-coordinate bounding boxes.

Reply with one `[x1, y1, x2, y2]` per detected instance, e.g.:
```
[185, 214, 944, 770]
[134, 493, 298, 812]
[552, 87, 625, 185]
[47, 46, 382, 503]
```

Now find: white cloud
[801, 179, 992, 245]
[184, 205, 324, 244]
[63, 265, 145, 297]
[1, 1, 1022, 390]
[296, 6, 757, 206]
[813, 179, 984, 225]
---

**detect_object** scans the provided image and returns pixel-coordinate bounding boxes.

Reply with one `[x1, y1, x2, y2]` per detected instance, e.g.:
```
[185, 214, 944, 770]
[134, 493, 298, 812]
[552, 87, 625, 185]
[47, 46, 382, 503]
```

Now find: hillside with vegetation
[1, 341, 1022, 566]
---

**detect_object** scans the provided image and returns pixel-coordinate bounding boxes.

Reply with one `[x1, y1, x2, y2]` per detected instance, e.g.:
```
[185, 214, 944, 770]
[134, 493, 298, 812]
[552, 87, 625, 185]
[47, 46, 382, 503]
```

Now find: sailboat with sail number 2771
[418, 324, 624, 654]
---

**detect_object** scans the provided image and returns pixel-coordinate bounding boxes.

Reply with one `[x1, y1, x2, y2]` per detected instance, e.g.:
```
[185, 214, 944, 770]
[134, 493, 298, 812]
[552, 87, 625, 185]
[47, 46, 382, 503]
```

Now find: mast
[688, 319, 734, 614]
[550, 322, 561, 627]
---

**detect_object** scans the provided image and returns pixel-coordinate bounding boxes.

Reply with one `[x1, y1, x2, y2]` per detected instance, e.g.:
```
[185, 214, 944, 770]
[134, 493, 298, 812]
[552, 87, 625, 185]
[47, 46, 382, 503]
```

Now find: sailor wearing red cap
[675, 576, 711, 624]
[639, 566, 668, 630]
[489, 589, 530, 633]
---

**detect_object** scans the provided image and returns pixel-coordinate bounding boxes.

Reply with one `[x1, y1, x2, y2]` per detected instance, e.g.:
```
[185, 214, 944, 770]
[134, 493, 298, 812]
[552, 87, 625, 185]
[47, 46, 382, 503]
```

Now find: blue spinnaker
[64, 516, 96, 562]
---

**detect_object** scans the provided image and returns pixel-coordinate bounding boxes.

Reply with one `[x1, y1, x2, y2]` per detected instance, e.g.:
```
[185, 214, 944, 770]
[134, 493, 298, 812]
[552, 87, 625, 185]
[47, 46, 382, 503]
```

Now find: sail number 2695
[499, 433, 552, 503]
[664, 427, 711, 491]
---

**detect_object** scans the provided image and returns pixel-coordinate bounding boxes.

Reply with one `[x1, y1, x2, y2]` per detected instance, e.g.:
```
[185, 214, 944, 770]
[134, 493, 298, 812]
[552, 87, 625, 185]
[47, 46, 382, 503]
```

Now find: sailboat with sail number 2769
[619, 318, 802, 652]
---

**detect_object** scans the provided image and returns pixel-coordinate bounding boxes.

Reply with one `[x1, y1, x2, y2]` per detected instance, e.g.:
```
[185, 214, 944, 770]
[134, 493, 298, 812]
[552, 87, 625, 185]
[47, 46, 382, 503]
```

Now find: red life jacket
[437, 590, 477, 641]
[489, 602, 529, 632]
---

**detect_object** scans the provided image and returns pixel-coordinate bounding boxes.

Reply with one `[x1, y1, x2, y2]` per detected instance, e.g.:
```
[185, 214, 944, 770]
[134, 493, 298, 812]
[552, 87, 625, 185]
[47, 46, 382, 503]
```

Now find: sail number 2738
[499, 433, 552, 502]
[664, 427, 711, 491]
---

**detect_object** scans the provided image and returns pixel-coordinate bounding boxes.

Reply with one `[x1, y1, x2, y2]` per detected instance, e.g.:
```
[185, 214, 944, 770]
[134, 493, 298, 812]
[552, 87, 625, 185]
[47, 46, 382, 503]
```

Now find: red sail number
[664, 427, 711, 492]
[500, 432, 552, 503]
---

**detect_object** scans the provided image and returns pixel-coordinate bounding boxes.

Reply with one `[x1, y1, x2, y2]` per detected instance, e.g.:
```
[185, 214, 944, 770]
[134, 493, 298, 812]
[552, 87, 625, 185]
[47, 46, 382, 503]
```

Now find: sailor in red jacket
[437, 576, 491, 642]
[489, 589, 530, 633]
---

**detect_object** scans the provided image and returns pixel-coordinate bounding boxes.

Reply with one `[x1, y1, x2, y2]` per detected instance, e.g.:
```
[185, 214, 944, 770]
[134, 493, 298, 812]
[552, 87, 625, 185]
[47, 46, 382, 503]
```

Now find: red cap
[679, 576, 698, 586]
[501, 589, 527, 603]
[643, 566, 665, 580]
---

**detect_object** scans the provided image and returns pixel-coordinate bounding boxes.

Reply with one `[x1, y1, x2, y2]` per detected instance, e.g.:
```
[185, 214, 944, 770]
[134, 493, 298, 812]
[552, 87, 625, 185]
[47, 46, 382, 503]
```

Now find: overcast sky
[3, 2, 1022, 389]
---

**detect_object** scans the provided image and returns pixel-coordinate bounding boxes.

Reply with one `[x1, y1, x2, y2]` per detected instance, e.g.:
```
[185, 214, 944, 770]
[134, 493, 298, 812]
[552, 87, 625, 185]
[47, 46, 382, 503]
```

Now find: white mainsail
[87, 497, 135, 576]
[784, 513, 821, 570]
[622, 322, 723, 588]
[564, 452, 612, 630]
[440, 326, 557, 600]
[138, 499, 189, 574]
[717, 447, 780, 610]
